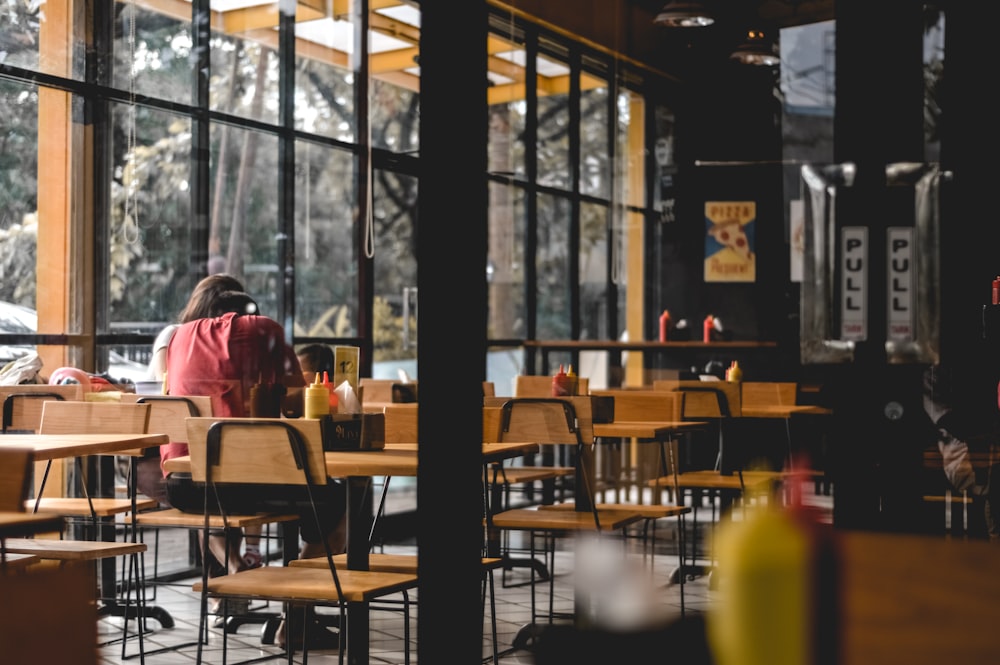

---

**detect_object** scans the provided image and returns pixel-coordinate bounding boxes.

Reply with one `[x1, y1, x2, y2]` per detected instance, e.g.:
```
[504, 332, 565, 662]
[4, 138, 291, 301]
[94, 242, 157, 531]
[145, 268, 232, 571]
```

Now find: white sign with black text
[840, 227, 867, 341]
[887, 227, 914, 342]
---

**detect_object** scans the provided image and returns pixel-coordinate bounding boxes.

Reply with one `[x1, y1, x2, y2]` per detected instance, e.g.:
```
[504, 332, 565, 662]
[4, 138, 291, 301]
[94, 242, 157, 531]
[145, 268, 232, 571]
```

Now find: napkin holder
[319, 413, 386, 451]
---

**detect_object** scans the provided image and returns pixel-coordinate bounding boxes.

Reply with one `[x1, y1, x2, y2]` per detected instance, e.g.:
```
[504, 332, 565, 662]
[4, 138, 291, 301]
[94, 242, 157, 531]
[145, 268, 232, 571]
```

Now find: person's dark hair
[296, 343, 335, 375]
[208, 290, 259, 318]
[178, 274, 246, 323]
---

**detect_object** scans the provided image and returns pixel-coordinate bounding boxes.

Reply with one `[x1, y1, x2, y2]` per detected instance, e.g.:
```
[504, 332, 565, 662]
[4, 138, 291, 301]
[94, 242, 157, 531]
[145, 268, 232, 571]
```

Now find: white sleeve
[152, 324, 179, 354]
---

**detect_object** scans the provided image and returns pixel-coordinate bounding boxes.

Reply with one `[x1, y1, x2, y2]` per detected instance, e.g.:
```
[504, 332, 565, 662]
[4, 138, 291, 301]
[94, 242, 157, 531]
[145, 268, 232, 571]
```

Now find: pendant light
[653, 1, 715, 28]
[730, 26, 780, 66]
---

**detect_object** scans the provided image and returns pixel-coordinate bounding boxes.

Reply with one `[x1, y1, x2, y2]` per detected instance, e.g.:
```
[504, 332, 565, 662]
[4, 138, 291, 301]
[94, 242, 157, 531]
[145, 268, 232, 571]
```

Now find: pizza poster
[704, 200, 757, 283]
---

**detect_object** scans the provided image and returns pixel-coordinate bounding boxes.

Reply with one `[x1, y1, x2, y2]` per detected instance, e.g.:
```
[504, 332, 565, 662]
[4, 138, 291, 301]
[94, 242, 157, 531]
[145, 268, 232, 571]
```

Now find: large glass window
[1, 0, 659, 392]
[535, 48, 571, 190]
[0, 78, 38, 315]
[113, 2, 192, 105]
[294, 140, 357, 337]
[580, 64, 610, 199]
[535, 192, 571, 339]
[209, 8, 280, 125]
[372, 168, 418, 372]
[108, 104, 193, 326]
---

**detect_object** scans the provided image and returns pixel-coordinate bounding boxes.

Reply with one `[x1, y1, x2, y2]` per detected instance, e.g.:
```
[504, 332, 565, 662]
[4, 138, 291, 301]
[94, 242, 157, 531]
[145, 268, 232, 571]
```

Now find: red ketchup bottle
[551, 364, 572, 396]
[659, 309, 672, 342]
[703, 314, 715, 343]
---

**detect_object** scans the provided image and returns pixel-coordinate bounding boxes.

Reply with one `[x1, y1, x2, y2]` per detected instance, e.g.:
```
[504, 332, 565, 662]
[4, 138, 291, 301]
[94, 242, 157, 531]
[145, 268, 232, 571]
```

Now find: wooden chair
[545, 390, 692, 596]
[186, 417, 418, 665]
[647, 384, 781, 583]
[487, 397, 644, 650]
[2, 384, 85, 508]
[487, 387, 581, 510]
[1, 383, 85, 432]
[358, 378, 419, 412]
[126, 395, 298, 645]
[29, 401, 160, 527]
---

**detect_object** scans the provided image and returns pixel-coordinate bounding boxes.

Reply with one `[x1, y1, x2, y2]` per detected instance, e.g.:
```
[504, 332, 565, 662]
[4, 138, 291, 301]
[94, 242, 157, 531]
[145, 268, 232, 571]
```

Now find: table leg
[346, 475, 373, 665]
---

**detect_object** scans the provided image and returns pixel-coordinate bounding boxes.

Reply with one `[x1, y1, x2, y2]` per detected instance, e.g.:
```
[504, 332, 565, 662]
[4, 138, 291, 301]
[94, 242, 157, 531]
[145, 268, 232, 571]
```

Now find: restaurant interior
[2, 1, 999, 664]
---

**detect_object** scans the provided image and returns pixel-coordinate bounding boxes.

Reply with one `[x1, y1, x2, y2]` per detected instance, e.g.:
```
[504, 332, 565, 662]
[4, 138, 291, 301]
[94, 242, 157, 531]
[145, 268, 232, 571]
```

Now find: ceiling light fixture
[653, 1, 715, 28]
[730, 27, 780, 66]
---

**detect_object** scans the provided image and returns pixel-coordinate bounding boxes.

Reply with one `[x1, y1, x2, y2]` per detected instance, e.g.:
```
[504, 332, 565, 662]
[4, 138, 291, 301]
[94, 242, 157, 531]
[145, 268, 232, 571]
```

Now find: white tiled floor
[96, 482, 831, 664]
[96, 529, 713, 664]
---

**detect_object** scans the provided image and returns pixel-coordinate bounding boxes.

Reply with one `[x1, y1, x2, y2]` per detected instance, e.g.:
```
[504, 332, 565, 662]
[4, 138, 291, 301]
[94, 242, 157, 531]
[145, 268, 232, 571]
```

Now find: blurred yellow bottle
[707, 504, 811, 665]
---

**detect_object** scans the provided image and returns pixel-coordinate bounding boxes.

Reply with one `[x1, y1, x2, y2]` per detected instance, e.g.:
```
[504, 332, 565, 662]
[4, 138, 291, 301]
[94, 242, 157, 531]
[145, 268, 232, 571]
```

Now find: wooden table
[739, 404, 832, 418]
[0, 432, 169, 460]
[0, 511, 64, 539]
[593, 420, 707, 440]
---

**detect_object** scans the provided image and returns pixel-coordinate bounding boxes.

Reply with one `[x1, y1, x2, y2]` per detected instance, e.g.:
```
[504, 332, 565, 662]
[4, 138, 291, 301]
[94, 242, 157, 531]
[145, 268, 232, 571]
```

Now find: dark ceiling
[500, 0, 836, 82]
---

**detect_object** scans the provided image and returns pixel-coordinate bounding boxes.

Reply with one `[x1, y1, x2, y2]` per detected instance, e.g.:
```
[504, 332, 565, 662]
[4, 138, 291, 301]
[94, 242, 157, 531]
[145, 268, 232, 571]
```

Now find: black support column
[417, 2, 489, 664]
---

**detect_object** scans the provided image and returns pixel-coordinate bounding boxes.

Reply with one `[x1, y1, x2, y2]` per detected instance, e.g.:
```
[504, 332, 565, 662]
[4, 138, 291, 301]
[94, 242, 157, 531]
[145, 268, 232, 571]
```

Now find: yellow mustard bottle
[304, 372, 331, 419]
[707, 503, 810, 665]
[566, 364, 579, 395]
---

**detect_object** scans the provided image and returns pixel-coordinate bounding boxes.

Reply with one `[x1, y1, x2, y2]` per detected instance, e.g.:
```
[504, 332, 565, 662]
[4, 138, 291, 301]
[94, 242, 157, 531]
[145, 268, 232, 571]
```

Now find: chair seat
[490, 507, 644, 532]
[193, 565, 418, 604]
[495, 466, 574, 484]
[538, 502, 690, 519]
[3, 537, 147, 561]
[27, 496, 160, 518]
[133, 507, 299, 529]
[647, 469, 782, 492]
[289, 552, 504, 574]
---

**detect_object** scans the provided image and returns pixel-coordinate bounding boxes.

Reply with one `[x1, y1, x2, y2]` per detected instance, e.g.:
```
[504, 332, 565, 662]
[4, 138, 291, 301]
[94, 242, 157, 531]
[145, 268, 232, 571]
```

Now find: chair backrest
[383, 403, 419, 444]
[741, 381, 797, 408]
[497, 396, 601, 516]
[497, 397, 594, 447]
[1, 384, 83, 433]
[0, 446, 33, 512]
[653, 379, 740, 418]
[39, 400, 152, 461]
[185, 417, 327, 486]
[482, 381, 496, 398]
[514, 375, 590, 398]
[596, 390, 684, 423]
[121, 394, 213, 443]
[482, 405, 503, 443]
[384, 403, 506, 444]
[39, 400, 151, 436]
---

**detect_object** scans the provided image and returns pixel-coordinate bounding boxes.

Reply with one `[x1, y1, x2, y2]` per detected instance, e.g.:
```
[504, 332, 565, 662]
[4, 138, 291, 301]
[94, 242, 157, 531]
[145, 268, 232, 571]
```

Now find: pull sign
[887, 227, 914, 342]
[841, 227, 867, 341]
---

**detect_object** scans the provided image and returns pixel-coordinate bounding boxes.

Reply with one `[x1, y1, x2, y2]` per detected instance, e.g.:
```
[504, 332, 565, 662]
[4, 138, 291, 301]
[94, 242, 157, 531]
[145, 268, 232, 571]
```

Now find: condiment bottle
[566, 365, 579, 395]
[726, 360, 743, 383]
[703, 314, 715, 343]
[993, 276, 1000, 305]
[323, 371, 339, 413]
[304, 372, 331, 419]
[659, 309, 672, 342]
[551, 364, 572, 397]
[707, 503, 811, 665]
